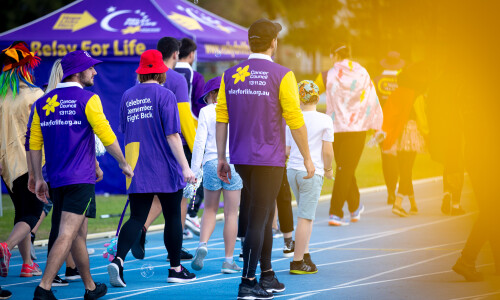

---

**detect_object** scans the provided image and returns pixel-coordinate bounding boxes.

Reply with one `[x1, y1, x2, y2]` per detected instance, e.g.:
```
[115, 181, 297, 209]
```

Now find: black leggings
[396, 151, 416, 196]
[381, 150, 399, 197]
[329, 132, 366, 217]
[276, 169, 294, 234]
[183, 144, 204, 217]
[116, 191, 183, 267]
[235, 165, 283, 279]
[2, 173, 42, 230]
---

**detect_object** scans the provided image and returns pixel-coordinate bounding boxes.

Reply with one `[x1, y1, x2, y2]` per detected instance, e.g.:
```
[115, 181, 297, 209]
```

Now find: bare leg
[5, 222, 31, 251]
[31, 211, 47, 235]
[18, 234, 33, 265]
[181, 197, 188, 231]
[283, 231, 293, 239]
[69, 218, 95, 290]
[222, 189, 241, 258]
[66, 252, 76, 269]
[272, 204, 279, 230]
[38, 212, 86, 290]
[200, 189, 222, 243]
[293, 217, 313, 261]
[143, 196, 162, 229]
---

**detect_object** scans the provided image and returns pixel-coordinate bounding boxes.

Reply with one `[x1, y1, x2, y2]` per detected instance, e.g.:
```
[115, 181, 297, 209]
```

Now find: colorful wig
[0, 41, 41, 99]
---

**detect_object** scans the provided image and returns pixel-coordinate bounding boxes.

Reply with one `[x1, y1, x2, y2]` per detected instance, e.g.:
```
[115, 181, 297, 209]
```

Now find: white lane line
[288, 292, 319, 300]
[448, 291, 500, 300]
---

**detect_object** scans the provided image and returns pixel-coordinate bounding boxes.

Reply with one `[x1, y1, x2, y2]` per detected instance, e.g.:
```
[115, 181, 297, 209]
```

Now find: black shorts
[51, 184, 96, 218]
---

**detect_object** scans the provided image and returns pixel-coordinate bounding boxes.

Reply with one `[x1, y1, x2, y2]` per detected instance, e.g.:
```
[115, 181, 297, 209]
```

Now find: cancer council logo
[42, 95, 60, 116]
[232, 65, 250, 84]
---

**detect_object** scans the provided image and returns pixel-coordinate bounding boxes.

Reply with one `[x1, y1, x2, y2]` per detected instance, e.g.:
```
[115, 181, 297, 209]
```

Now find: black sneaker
[52, 275, 69, 287]
[441, 193, 451, 215]
[84, 282, 107, 300]
[131, 228, 146, 260]
[452, 257, 483, 282]
[167, 248, 193, 261]
[107, 258, 126, 287]
[238, 279, 273, 300]
[290, 260, 318, 275]
[303, 253, 316, 270]
[0, 286, 12, 300]
[65, 267, 81, 281]
[283, 240, 294, 258]
[33, 286, 57, 300]
[259, 271, 285, 293]
[167, 265, 196, 283]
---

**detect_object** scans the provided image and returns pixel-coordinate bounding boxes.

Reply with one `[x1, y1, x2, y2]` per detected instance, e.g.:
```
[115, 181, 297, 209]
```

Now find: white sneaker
[185, 215, 201, 236]
[183, 229, 193, 240]
[87, 248, 95, 255]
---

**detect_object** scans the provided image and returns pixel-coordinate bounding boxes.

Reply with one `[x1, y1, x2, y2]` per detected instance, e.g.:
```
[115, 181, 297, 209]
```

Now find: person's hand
[35, 179, 50, 204]
[325, 168, 334, 180]
[183, 167, 196, 184]
[303, 158, 315, 179]
[28, 174, 36, 193]
[119, 162, 134, 179]
[96, 166, 104, 183]
[367, 131, 386, 147]
[217, 159, 232, 184]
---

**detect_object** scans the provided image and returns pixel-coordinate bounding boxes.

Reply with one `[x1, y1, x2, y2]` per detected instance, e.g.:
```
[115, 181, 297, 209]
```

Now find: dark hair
[249, 38, 273, 53]
[331, 43, 349, 60]
[138, 73, 166, 85]
[157, 37, 180, 60]
[179, 38, 197, 59]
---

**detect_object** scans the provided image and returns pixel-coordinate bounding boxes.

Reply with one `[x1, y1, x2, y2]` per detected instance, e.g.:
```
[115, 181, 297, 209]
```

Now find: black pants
[276, 169, 294, 234]
[235, 165, 283, 279]
[329, 132, 366, 217]
[396, 151, 417, 196]
[116, 191, 183, 267]
[381, 150, 399, 197]
[183, 145, 204, 217]
[443, 148, 464, 205]
[2, 173, 42, 230]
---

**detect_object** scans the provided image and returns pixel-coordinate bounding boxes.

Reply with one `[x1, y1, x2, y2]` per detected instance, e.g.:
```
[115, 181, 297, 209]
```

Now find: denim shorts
[203, 159, 243, 191]
[287, 169, 323, 220]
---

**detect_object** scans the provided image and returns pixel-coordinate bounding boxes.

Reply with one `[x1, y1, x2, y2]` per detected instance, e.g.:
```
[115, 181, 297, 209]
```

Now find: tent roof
[0, 0, 250, 61]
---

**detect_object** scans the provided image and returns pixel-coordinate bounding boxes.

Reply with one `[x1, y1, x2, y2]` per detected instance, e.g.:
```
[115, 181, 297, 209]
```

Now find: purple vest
[34, 86, 96, 188]
[224, 58, 290, 167]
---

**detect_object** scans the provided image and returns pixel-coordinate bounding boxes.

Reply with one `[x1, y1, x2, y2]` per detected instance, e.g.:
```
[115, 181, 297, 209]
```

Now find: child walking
[286, 80, 334, 274]
[190, 76, 243, 273]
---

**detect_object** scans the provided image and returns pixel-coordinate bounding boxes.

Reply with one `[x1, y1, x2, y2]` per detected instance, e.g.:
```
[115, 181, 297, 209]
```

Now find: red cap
[136, 49, 168, 74]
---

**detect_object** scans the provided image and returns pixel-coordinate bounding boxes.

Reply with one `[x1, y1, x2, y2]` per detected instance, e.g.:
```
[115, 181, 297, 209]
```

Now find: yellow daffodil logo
[42, 95, 60, 116]
[232, 65, 250, 84]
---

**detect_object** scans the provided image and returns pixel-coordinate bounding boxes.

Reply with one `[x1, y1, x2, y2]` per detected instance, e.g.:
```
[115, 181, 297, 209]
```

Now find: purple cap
[61, 50, 102, 80]
[198, 76, 222, 104]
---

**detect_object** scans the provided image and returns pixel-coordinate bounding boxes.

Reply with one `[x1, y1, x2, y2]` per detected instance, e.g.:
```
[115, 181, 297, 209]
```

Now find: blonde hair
[44, 59, 63, 94]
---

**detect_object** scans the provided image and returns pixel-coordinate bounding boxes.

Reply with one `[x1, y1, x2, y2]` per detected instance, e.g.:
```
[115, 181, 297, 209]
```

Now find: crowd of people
[0, 17, 498, 300]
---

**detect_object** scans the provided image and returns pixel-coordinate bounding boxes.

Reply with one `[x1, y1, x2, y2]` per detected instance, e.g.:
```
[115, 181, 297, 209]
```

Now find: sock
[242, 278, 256, 286]
[199, 242, 207, 248]
[225, 257, 233, 264]
[284, 237, 292, 244]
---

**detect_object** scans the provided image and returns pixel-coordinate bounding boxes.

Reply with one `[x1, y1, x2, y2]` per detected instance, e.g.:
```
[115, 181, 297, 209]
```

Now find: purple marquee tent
[0, 0, 250, 194]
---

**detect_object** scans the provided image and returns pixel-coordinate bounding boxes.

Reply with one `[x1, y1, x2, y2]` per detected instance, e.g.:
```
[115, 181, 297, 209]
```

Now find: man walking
[30, 50, 133, 300]
[216, 19, 314, 299]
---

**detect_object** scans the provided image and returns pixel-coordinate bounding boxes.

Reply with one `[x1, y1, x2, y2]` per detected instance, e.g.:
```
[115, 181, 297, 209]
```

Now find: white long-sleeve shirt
[191, 103, 229, 175]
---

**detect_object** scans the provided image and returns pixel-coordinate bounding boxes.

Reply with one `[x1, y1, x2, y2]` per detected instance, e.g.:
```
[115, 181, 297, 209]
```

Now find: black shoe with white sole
[52, 275, 69, 287]
[167, 265, 196, 283]
[65, 267, 81, 281]
[259, 271, 285, 293]
[237, 279, 273, 300]
[167, 248, 193, 261]
[33, 286, 56, 300]
[131, 228, 146, 260]
[107, 258, 126, 287]
[84, 282, 107, 300]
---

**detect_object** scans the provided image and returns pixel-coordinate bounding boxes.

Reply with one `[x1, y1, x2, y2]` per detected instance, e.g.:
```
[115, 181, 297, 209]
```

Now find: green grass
[0, 144, 442, 240]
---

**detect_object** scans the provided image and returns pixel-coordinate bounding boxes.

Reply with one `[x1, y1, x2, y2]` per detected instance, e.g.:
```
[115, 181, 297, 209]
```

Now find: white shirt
[286, 111, 334, 176]
[190, 103, 229, 175]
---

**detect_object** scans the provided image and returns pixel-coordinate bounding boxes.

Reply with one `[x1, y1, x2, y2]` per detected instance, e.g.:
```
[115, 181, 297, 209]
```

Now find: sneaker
[272, 228, 283, 239]
[107, 258, 126, 287]
[167, 265, 196, 283]
[290, 260, 318, 275]
[191, 246, 208, 271]
[328, 215, 349, 226]
[0, 242, 11, 277]
[283, 240, 294, 258]
[167, 248, 193, 261]
[0, 286, 12, 300]
[183, 228, 193, 240]
[238, 280, 273, 300]
[303, 253, 316, 270]
[131, 229, 146, 260]
[450, 206, 466, 216]
[33, 286, 57, 300]
[87, 248, 95, 255]
[392, 205, 409, 217]
[350, 204, 365, 222]
[84, 282, 107, 300]
[20, 262, 42, 277]
[387, 194, 396, 205]
[441, 193, 451, 215]
[259, 271, 285, 293]
[65, 266, 81, 281]
[52, 275, 69, 287]
[452, 257, 483, 282]
[185, 215, 201, 236]
[221, 261, 241, 274]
